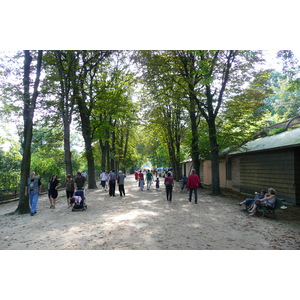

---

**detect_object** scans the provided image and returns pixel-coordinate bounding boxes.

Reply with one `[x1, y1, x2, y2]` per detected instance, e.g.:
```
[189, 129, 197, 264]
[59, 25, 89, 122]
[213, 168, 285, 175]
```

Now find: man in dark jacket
[74, 172, 86, 190]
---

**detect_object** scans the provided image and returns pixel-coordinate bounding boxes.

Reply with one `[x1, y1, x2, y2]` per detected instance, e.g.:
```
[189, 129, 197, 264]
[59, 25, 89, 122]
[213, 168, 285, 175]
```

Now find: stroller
[71, 190, 87, 211]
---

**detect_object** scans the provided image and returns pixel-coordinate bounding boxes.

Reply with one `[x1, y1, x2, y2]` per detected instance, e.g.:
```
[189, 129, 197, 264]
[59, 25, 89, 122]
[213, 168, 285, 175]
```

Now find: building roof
[230, 127, 300, 155]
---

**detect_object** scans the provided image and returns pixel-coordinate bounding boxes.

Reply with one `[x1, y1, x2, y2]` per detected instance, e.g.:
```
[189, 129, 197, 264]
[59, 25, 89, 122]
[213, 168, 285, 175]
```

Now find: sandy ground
[1, 174, 300, 250]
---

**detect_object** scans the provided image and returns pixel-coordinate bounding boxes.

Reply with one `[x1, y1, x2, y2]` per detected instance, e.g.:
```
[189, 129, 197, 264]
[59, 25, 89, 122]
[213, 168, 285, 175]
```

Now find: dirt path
[1, 174, 300, 250]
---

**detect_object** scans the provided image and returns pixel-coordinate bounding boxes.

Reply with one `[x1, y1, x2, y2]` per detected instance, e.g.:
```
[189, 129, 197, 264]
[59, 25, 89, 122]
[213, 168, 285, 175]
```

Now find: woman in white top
[100, 170, 108, 191]
[248, 188, 276, 216]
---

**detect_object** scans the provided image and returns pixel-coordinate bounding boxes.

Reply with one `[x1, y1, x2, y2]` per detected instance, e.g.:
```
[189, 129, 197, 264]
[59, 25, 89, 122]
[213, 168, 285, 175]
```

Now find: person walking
[100, 170, 108, 191]
[109, 170, 116, 197]
[65, 174, 75, 208]
[105, 171, 109, 191]
[48, 174, 61, 209]
[117, 170, 126, 197]
[139, 170, 145, 191]
[155, 177, 160, 190]
[82, 170, 87, 179]
[186, 169, 201, 204]
[134, 171, 139, 181]
[25, 171, 42, 216]
[164, 172, 174, 201]
[146, 169, 153, 190]
[74, 171, 86, 191]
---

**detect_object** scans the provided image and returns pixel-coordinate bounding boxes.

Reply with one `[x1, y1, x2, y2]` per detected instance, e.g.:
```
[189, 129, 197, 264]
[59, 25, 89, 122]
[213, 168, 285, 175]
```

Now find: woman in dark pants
[164, 172, 174, 201]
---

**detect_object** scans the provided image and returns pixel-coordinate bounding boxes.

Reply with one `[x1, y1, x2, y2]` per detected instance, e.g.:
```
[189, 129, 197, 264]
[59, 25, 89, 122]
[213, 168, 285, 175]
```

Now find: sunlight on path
[0, 174, 299, 250]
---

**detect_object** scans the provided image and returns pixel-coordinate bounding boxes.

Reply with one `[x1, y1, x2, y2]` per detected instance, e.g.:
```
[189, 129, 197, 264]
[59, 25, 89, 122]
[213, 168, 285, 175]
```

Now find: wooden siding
[181, 161, 204, 183]
[230, 156, 240, 191]
[239, 149, 295, 202]
[294, 147, 300, 205]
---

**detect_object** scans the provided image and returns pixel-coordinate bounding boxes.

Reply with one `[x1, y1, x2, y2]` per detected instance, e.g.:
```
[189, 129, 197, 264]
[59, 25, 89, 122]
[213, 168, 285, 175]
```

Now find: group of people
[26, 171, 87, 216]
[238, 187, 277, 216]
[134, 169, 201, 203]
[135, 169, 158, 191]
[26, 168, 279, 220]
[100, 169, 126, 197]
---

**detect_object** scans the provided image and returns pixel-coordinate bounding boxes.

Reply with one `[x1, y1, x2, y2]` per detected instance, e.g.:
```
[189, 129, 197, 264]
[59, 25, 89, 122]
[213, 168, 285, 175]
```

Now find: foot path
[1, 174, 300, 250]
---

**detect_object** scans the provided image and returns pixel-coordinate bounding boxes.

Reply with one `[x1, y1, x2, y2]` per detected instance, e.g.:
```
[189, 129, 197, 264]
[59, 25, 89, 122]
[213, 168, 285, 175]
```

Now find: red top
[164, 176, 174, 185]
[187, 174, 200, 189]
[139, 172, 144, 180]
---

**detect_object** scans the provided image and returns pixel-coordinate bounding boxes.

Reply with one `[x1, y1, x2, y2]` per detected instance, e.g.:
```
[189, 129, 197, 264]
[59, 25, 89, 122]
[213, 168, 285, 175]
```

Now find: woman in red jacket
[186, 169, 200, 204]
[164, 172, 174, 201]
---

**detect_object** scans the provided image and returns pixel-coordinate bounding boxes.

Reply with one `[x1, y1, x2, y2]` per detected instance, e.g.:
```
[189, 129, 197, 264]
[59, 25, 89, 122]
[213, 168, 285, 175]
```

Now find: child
[70, 195, 82, 207]
[155, 177, 159, 190]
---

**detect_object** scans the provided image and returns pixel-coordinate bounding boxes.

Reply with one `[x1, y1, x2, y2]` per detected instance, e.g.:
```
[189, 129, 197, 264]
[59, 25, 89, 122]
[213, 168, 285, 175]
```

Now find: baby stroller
[72, 190, 87, 211]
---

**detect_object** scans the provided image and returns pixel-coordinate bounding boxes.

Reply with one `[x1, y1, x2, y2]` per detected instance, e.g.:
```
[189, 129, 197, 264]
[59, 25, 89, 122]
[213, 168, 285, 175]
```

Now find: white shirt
[100, 172, 107, 181]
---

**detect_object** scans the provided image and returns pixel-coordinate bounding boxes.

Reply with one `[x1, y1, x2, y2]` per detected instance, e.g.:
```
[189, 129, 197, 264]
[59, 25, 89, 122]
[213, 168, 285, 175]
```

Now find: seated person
[70, 195, 82, 207]
[237, 190, 267, 211]
[248, 188, 276, 216]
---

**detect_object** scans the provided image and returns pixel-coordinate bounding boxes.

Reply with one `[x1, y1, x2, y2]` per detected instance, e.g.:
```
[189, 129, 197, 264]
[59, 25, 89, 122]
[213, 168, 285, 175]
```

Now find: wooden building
[227, 127, 300, 205]
[182, 127, 300, 205]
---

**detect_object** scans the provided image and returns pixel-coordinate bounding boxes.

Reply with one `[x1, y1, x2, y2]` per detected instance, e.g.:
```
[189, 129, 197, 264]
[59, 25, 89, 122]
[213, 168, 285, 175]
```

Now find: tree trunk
[208, 118, 221, 195]
[99, 139, 107, 170]
[70, 52, 97, 189]
[79, 109, 97, 189]
[63, 119, 73, 176]
[55, 50, 73, 176]
[189, 96, 201, 176]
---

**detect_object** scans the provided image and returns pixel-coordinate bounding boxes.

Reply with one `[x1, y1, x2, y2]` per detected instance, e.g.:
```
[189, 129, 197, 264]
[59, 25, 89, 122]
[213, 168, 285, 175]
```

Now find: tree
[136, 50, 264, 195]
[92, 52, 138, 172]
[53, 50, 76, 176]
[15, 50, 43, 214]
[70, 50, 113, 188]
[134, 51, 188, 180]
[173, 50, 264, 195]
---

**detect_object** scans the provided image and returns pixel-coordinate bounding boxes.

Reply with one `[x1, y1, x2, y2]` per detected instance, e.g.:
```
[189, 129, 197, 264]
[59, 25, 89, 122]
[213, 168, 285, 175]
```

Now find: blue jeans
[245, 198, 255, 207]
[29, 190, 39, 213]
[189, 188, 198, 203]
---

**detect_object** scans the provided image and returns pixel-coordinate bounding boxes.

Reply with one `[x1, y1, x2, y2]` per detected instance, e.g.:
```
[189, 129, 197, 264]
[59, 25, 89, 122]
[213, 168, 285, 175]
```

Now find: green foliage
[260, 71, 300, 122]
[267, 127, 286, 136]
[0, 138, 22, 196]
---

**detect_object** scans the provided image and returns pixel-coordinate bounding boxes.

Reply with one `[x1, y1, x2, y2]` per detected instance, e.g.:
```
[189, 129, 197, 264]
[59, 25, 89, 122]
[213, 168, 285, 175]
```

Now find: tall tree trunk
[63, 119, 73, 176]
[208, 118, 220, 195]
[14, 50, 43, 215]
[55, 50, 73, 176]
[110, 126, 116, 170]
[189, 95, 201, 176]
[70, 52, 97, 189]
[206, 86, 221, 196]
[99, 139, 107, 170]
[78, 103, 97, 189]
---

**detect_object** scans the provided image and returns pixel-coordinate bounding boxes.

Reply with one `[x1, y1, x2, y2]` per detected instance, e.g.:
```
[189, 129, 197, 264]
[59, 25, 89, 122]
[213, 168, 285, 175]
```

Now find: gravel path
[1, 174, 299, 250]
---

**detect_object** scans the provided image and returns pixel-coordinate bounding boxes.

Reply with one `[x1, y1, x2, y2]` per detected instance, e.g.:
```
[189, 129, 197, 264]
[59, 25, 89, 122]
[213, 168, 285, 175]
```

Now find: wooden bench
[257, 198, 284, 219]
